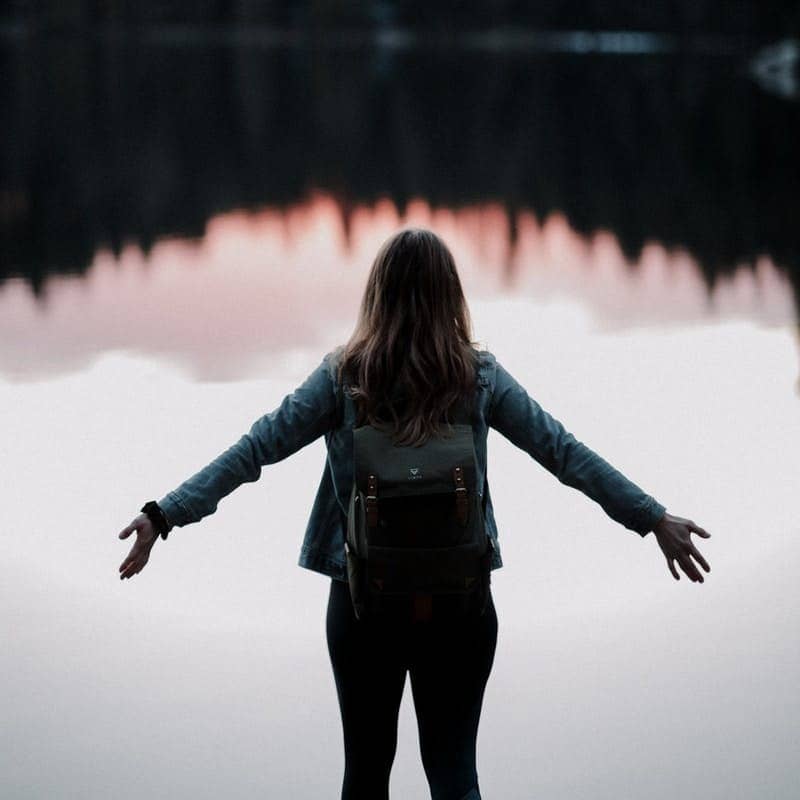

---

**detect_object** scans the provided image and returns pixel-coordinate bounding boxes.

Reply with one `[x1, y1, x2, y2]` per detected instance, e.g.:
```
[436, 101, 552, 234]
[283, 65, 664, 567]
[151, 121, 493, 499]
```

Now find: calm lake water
[2, 35, 799, 800]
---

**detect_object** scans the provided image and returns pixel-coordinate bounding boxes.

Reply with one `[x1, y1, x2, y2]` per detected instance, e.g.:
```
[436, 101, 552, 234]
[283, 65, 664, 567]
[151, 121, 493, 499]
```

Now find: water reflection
[2, 40, 798, 318]
[0, 194, 795, 384]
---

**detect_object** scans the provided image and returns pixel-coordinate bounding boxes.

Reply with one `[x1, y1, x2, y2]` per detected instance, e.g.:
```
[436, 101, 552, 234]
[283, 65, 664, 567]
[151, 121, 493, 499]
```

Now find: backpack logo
[408, 467, 422, 480]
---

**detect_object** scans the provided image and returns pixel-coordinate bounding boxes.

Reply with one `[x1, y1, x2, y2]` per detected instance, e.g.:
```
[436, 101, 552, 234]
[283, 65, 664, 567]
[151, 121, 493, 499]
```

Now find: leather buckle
[366, 474, 379, 528]
[453, 467, 468, 525]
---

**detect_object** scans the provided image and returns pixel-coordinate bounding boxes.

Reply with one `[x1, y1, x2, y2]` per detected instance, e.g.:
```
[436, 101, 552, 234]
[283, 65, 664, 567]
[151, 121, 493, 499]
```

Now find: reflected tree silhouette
[1, 26, 798, 317]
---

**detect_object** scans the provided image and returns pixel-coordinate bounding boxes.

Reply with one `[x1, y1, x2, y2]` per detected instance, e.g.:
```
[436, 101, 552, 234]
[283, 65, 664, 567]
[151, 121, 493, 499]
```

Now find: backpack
[336, 369, 494, 623]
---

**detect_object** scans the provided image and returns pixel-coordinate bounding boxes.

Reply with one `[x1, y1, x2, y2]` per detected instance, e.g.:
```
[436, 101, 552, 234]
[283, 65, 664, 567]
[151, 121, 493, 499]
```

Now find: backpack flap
[353, 423, 479, 498]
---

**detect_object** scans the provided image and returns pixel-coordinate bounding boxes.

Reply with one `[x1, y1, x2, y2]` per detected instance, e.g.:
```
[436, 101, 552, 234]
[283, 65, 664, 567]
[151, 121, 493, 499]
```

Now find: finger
[677, 552, 702, 583]
[686, 550, 707, 578]
[121, 560, 141, 579]
[119, 552, 142, 573]
[689, 520, 711, 538]
[119, 543, 143, 569]
[120, 556, 137, 573]
[666, 556, 680, 580]
[118, 522, 137, 539]
[119, 555, 135, 572]
[689, 545, 711, 573]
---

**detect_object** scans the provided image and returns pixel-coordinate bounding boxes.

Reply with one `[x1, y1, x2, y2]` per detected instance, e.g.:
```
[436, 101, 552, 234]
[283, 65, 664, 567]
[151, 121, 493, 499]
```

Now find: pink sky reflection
[0, 192, 794, 382]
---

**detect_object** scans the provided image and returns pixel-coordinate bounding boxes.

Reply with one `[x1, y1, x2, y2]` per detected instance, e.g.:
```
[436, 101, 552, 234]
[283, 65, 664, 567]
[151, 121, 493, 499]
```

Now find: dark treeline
[1, 38, 798, 315]
[2, 1, 798, 37]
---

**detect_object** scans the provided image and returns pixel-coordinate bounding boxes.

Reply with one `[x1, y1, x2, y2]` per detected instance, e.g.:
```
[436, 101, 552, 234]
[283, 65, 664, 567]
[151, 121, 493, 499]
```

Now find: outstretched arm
[488, 360, 712, 582]
[488, 359, 666, 535]
[156, 353, 338, 528]
[117, 353, 338, 580]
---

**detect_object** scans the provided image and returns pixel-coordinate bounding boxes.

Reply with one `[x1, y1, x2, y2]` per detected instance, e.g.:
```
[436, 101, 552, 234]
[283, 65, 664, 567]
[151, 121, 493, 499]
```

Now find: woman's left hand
[652, 512, 712, 583]
[117, 513, 159, 580]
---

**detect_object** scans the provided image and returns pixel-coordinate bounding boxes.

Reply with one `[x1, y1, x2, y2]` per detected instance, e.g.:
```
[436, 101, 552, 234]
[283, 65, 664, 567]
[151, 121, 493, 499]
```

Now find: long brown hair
[337, 227, 481, 447]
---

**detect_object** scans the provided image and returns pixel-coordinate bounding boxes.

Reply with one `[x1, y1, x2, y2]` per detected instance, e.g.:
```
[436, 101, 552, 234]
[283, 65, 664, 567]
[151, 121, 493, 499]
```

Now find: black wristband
[140, 501, 172, 540]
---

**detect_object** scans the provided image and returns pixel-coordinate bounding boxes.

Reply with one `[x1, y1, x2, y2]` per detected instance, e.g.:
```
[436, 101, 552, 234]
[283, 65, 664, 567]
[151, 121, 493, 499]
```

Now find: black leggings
[326, 578, 498, 800]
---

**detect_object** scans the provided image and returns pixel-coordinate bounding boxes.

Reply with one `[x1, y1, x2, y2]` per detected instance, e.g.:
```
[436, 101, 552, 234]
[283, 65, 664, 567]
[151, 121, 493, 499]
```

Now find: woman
[118, 227, 711, 800]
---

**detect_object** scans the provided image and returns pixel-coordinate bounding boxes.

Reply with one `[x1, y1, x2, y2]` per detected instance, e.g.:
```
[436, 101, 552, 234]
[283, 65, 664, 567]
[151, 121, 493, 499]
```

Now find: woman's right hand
[118, 513, 159, 580]
[652, 512, 712, 583]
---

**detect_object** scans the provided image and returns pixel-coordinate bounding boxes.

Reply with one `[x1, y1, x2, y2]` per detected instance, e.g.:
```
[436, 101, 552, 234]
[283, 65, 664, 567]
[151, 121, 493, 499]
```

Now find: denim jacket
[157, 346, 666, 582]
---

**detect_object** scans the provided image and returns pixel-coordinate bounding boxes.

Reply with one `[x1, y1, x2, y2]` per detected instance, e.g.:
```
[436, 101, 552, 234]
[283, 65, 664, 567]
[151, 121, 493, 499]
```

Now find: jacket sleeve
[488, 359, 666, 536]
[156, 352, 338, 529]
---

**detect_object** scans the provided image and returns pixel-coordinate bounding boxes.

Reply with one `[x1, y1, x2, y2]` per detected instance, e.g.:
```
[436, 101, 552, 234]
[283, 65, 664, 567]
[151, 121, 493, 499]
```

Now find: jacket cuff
[635, 496, 667, 537]
[140, 500, 172, 539]
[156, 491, 193, 529]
